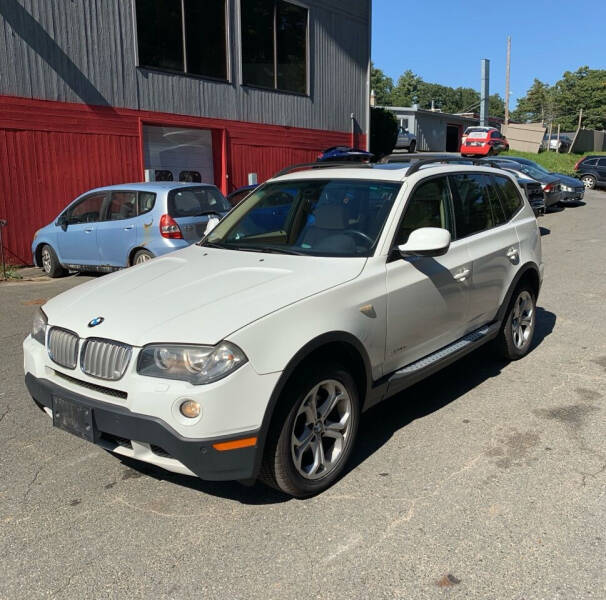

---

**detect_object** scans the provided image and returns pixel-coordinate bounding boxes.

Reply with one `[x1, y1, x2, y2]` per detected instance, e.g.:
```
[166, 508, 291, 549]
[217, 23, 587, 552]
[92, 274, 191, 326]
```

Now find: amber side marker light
[212, 437, 258, 451]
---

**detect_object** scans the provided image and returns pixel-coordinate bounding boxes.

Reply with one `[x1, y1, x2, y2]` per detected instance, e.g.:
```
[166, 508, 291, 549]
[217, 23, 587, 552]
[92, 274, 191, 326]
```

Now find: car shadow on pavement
[561, 200, 586, 208]
[118, 307, 556, 504]
[345, 306, 556, 480]
[539, 226, 551, 236]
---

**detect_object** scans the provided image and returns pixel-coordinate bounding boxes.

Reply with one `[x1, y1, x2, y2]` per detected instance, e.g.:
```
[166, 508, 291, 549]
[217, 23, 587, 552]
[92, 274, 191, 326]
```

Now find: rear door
[449, 173, 520, 330]
[57, 192, 106, 266]
[168, 186, 231, 242]
[596, 158, 606, 182]
[96, 191, 139, 267]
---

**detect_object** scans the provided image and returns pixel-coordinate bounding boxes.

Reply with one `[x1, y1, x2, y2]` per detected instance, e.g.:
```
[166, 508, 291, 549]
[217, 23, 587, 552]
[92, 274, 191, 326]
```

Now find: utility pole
[480, 59, 490, 127]
[504, 36, 511, 126]
[547, 122, 553, 152]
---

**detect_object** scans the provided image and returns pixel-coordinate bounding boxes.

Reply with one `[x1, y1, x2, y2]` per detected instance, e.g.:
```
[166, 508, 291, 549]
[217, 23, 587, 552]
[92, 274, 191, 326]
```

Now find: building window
[241, 0, 308, 94]
[135, 0, 227, 80]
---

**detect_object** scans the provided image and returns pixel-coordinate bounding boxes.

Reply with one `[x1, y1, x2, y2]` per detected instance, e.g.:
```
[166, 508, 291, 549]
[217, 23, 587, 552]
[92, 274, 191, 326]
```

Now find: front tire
[497, 286, 536, 360]
[261, 364, 360, 497]
[40, 244, 66, 278]
[581, 175, 596, 189]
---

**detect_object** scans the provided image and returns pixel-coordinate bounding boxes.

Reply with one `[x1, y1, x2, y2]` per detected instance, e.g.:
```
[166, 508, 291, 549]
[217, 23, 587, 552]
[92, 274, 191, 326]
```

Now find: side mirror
[398, 227, 451, 258]
[57, 215, 68, 231]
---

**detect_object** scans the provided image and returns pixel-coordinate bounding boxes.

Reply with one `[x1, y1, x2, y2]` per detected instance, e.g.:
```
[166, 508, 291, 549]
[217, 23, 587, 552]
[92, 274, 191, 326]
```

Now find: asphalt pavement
[1, 191, 605, 599]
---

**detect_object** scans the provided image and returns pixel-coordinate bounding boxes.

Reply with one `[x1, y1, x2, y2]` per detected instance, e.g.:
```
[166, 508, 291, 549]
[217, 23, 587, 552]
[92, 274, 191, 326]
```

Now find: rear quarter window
[168, 186, 230, 217]
[493, 176, 524, 220]
[582, 158, 598, 166]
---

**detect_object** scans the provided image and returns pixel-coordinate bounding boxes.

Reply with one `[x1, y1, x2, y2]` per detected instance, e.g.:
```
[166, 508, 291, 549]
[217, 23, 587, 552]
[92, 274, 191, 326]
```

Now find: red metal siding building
[0, 1, 370, 264]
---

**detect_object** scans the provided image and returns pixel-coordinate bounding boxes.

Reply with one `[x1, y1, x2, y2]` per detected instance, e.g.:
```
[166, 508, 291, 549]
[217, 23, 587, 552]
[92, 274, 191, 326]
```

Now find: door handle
[123, 225, 134, 231]
[454, 268, 471, 282]
[84, 228, 93, 233]
[506, 247, 519, 261]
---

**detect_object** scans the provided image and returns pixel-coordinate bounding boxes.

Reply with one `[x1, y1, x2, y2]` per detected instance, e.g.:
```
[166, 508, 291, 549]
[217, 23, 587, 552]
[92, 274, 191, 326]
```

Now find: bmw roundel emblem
[88, 317, 104, 328]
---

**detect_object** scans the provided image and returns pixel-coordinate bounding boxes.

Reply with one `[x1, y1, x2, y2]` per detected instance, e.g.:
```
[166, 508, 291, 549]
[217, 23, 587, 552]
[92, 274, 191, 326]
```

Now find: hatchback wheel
[408, 141, 416, 153]
[133, 249, 154, 264]
[39, 245, 66, 278]
[581, 175, 596, 189]
[261, 365, 359, 497]
[497, 286, 536, 360]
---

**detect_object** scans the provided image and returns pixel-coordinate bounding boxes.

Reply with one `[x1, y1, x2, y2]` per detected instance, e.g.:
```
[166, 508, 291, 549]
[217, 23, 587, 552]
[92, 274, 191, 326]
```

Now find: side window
[395, 177, 453, 246]
[490, 131, 499, 139]
[450, 174, 496, 238]
[493, 176, 523, 220]
[138, 192, 156, 215]
[65, 193, 106, 224]
[583, 158, 598, 167]
[108, 192, 137, 221]
[597, 158, 606, 167]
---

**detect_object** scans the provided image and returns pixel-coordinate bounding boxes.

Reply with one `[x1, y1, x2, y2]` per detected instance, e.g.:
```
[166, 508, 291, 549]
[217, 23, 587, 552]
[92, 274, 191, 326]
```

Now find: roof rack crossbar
[404, 156, 499, 177]
[273, 161, 373, 179]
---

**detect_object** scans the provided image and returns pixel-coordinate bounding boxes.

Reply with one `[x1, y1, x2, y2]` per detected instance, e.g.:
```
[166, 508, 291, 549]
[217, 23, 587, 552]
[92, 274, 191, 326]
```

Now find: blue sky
[371, 0, 606, 108]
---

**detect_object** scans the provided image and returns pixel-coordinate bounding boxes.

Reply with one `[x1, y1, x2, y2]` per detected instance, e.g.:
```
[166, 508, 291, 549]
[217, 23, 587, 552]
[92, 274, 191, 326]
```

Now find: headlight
[137, 342, 247, 385]
[32, 308, 47, 345]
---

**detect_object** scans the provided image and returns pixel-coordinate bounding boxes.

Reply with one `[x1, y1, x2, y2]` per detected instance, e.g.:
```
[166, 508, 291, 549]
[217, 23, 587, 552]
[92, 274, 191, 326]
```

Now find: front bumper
[25, 373, 259, 481]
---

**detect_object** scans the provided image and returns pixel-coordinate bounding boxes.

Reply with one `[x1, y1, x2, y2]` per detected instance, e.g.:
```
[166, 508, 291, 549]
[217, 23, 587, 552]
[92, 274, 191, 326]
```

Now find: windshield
[168, 186, 231, 217]
[517, 164, 549, 180]
[202, 179, 402, 257]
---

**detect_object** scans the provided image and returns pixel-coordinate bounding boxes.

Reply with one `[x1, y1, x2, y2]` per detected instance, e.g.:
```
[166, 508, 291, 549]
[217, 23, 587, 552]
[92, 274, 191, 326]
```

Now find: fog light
[179, 399, 200, 419]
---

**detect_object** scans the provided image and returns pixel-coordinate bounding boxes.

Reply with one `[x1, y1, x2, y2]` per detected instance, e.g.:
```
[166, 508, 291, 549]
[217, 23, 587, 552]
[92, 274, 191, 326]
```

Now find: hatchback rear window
[168, 186, 231, 217]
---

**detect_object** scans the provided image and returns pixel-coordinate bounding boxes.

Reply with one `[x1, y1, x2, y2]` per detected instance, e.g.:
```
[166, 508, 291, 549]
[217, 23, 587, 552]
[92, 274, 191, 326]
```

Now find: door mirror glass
[398, 227, 451, 257]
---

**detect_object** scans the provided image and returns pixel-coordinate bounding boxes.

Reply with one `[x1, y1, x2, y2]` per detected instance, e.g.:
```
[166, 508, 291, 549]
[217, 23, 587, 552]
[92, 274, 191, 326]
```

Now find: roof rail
[404, 156, 480, 176]
[273, 161, 373, 178]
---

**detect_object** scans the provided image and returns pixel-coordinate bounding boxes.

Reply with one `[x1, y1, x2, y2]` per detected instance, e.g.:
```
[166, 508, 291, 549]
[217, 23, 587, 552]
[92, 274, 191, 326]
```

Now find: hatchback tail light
[160, 214, 183, 239]
[544, 183, 553, 192]
[573, 159, 582, 170]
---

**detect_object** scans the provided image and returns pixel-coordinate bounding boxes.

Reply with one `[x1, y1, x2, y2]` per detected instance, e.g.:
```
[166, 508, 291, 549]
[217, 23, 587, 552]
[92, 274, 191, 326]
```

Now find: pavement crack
[22, 463, 47, 504]
[0, 406, 9, 424]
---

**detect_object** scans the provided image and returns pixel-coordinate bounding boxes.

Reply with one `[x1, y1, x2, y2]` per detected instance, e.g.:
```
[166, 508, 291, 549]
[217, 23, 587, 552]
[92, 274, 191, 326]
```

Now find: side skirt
[364, 321, 501, 410]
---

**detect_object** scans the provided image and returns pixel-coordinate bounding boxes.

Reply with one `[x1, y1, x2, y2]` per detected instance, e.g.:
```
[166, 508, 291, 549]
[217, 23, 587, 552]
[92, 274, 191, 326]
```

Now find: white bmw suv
[24, 159, 543, 497]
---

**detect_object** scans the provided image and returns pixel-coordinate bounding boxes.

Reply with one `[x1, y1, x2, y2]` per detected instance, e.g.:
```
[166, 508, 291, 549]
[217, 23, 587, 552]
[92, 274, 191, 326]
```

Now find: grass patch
[501, 150, 606, 176]
[1, 265, 24, 281]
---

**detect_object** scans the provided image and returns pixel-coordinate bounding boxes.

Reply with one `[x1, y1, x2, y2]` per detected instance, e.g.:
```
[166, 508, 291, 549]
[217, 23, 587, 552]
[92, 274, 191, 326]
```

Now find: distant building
[384, 106, 503, 152]
[0, 0, 370, 264]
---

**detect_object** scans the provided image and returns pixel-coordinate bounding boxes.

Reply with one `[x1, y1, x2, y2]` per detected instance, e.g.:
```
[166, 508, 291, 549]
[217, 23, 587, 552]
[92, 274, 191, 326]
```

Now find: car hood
[43, 245, 366, 346]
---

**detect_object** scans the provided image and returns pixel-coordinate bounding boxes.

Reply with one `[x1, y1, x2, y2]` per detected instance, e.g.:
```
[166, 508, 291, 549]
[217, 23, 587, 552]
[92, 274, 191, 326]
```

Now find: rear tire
[260, 363, 360, 498]
[408, 141, 416, 153]
[40, 244, 66, 278]
[132, 249, 154, 265]
[581, 175, 596, 189]
[496, 286, 536, 360]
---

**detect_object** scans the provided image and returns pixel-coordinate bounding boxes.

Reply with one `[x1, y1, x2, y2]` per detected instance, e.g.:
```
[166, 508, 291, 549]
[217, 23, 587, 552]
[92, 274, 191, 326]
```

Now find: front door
[385, 176, 472, 373]
[596, 158, 606, 183]
[57, 192, 107, 266]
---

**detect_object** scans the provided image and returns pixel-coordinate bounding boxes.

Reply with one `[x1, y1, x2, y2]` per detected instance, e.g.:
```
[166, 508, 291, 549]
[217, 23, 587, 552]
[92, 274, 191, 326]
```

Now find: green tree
[370, 107, 398, 158]
[551, 67, 606, 130]
[488, 93, 505, 118]
[511, 79, 552, 123]
[370, 62, 394, 106]
[391, 70, 423, 106]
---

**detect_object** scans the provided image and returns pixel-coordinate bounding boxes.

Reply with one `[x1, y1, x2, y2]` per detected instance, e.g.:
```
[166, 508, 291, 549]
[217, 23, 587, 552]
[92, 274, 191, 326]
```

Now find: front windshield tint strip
[204, 179, 403, 257]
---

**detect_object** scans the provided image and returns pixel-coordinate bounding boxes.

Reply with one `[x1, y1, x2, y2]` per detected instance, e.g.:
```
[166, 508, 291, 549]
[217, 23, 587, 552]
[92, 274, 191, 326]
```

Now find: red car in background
[461, 127, 509, 157]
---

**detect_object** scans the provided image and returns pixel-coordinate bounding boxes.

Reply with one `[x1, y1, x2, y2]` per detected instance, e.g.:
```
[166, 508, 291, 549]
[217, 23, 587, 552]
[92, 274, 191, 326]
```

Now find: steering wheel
[343, 229, 374, 247]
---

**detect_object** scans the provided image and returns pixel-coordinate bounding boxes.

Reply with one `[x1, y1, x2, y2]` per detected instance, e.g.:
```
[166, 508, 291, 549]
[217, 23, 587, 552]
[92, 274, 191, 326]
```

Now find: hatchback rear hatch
[167, 185, 231, 242]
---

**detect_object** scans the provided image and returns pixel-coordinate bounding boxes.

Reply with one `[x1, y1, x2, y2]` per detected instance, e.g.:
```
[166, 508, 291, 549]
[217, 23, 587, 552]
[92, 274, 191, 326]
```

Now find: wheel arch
[251, 331, 372, 479]
[496, 262, 541, 324]
[128, 246, 150, 266]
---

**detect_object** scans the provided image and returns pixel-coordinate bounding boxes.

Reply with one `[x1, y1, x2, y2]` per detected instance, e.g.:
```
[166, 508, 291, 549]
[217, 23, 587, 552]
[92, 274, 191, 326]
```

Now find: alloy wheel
[511, 290, 534, 350]
[135, 253, 151, 264]
[41, 247, 52, 273]
[290, 379, 353, 480]
[581, 176, 596, 189]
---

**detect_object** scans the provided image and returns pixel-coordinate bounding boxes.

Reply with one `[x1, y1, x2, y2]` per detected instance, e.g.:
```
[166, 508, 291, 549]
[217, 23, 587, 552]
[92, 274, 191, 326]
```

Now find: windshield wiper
[255, 246, 304, 255]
